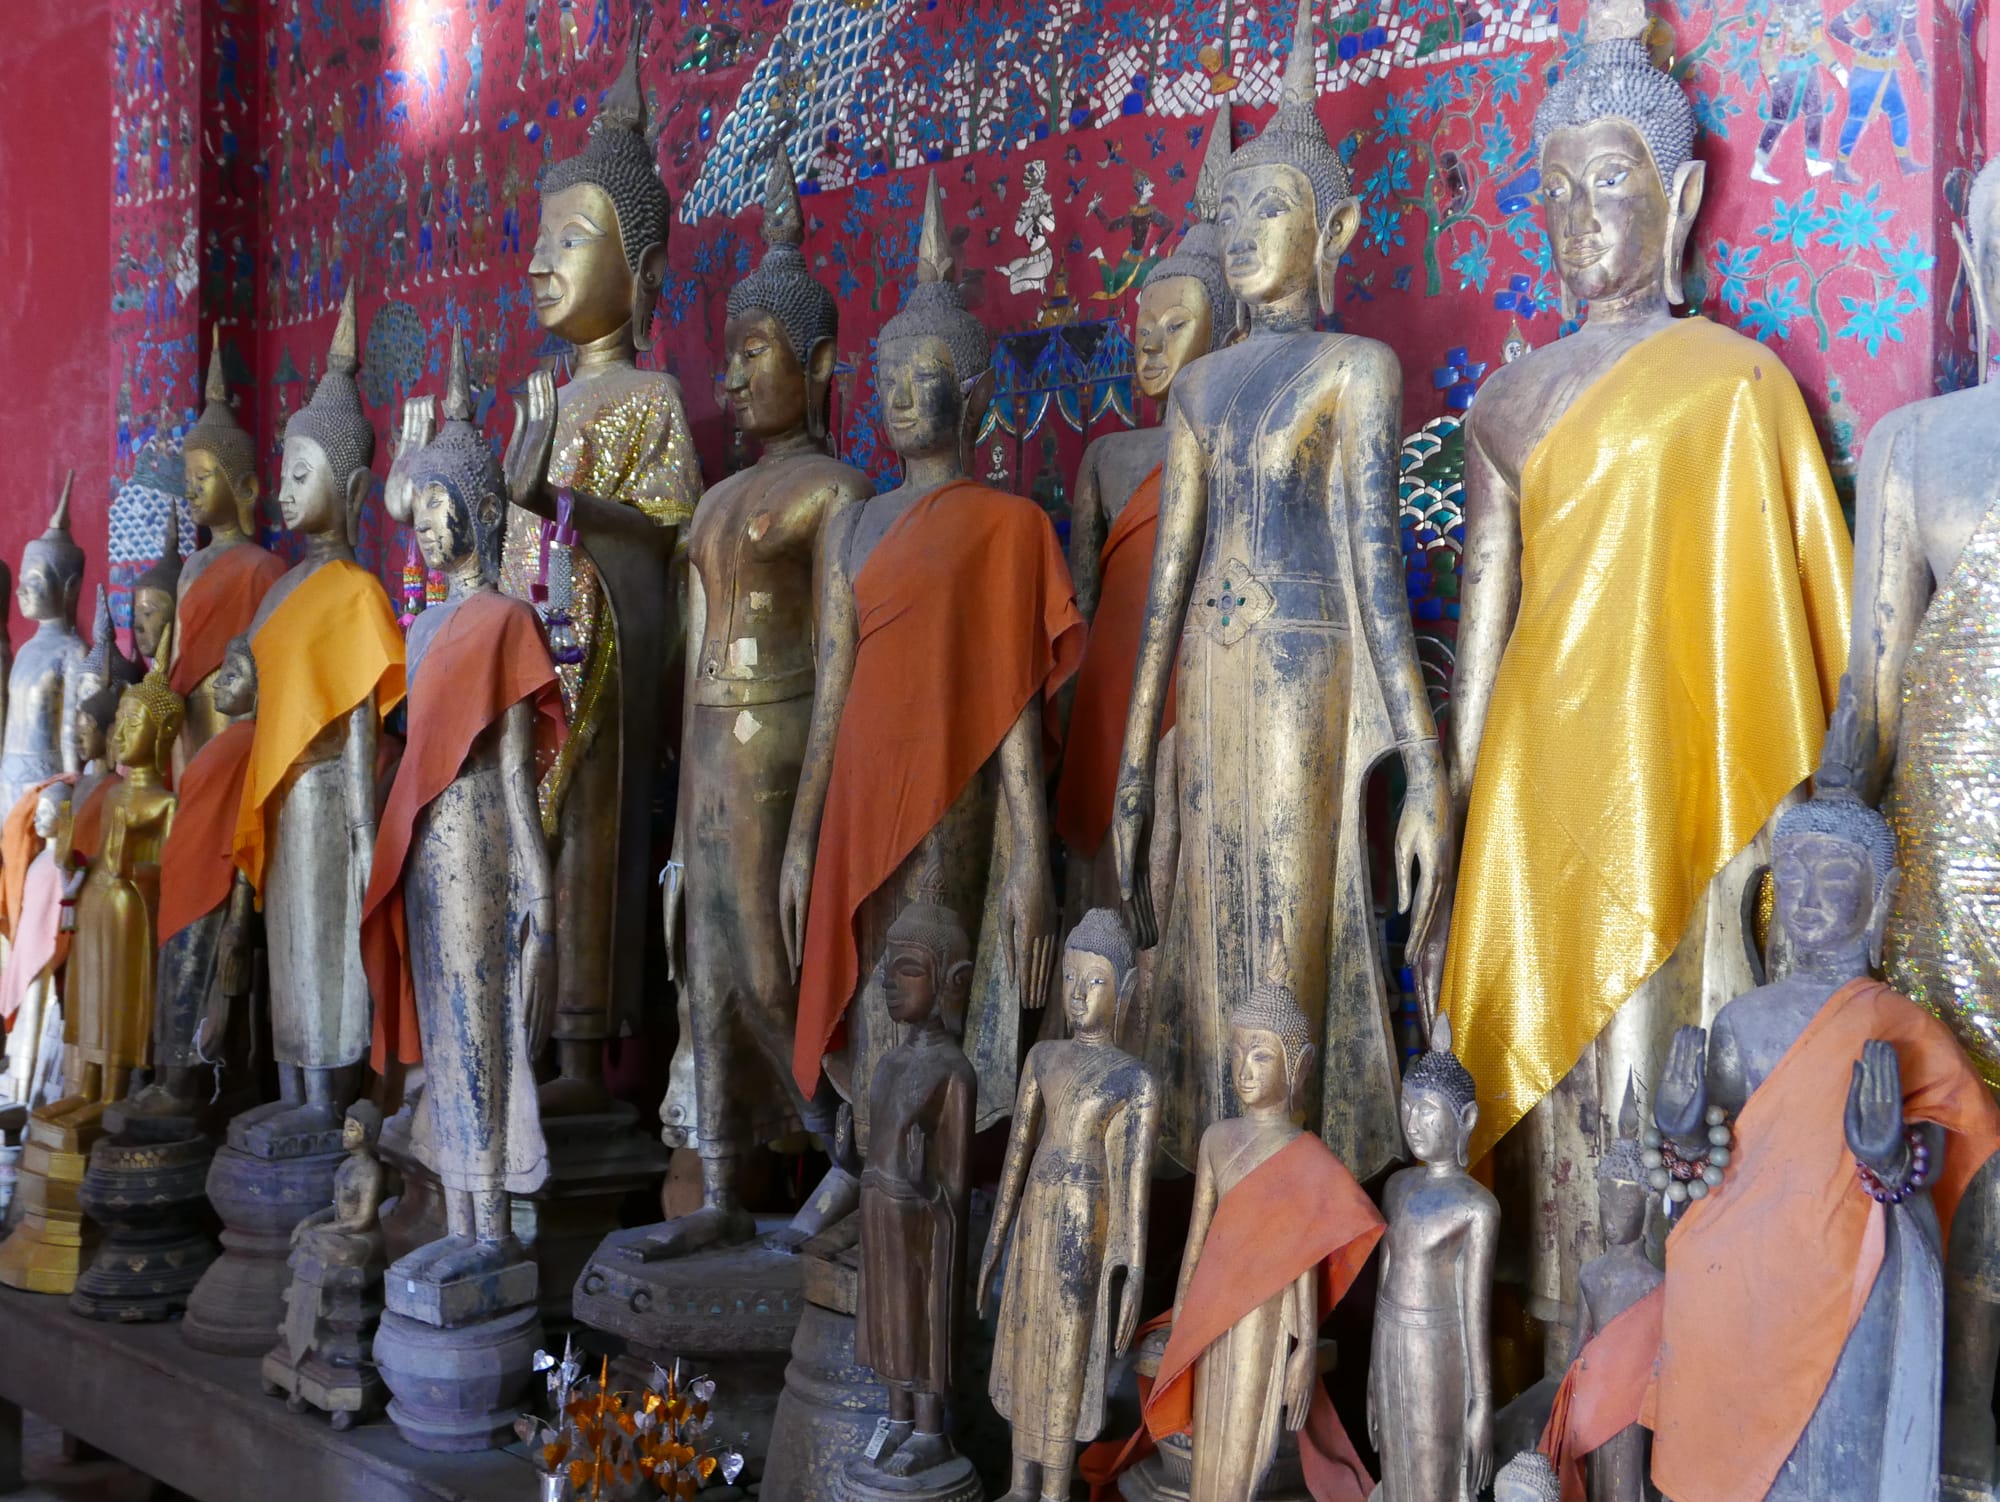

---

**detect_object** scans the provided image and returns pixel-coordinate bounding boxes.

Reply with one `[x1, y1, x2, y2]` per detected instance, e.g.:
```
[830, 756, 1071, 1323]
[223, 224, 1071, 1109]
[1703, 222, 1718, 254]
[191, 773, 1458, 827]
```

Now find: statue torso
[4, 627, 83, 758]
[1202, 1116, 1299, 1199]
[1081, 425, 1167, 530]
[1029, 1040, 1148, 1158]
[1889, 382, 2000, 596]
[864, 1034, 974, 1193]
[1379, 1163, 1496, 1309]
[103, 778, 174, 877]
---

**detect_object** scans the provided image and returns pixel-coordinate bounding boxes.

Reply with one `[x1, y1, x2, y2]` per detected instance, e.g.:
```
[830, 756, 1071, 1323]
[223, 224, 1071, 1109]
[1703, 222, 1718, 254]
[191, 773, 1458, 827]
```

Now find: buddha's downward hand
[1110, 774, 1155, 948]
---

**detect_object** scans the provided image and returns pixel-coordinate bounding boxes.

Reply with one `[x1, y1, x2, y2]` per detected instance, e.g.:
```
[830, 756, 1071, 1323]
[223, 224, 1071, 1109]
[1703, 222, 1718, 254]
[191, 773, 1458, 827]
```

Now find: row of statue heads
[6, 0, 2000, 1494]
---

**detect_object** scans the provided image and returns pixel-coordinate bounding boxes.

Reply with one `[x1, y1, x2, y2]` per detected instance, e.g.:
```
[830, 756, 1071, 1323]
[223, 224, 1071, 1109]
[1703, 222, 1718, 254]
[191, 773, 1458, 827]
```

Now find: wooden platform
[0, 1288, 537, 1501]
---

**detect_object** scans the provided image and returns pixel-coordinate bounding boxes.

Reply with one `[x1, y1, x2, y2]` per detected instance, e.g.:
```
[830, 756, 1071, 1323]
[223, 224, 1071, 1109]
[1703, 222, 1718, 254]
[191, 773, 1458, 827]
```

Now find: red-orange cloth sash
[1, 846, 67, 1028]
[791, 481, 1084, 1092]
[72, 774, 124, 866]
[1648, 978, 2000, 1502]
[169, 543, 287, 698]
[362, 591, 564, 1072]
[1539, 1284, 1663, 1502]
[1, 775, 72, 942]
[1130, 1132, 1384, 1502]
[155, 721, 256, 946]
[235, 560, 406, 894]
[1054, 467, 1178, 857]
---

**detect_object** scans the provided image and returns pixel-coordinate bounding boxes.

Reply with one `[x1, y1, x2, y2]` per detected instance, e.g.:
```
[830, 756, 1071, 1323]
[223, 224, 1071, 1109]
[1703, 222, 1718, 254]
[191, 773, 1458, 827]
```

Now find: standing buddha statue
[502, 31, 701, 1115]
[130, 509, 183, 667]
[650, 147, 868, 1248]
[1107, 0, 1448, 1179]
[231, 282, 406, 1153]
[1429, 0, 1851, 1362]
[784, 172, 1085, 1146]
[0, 783, 71, 1106]
[174, 334, 286, 762]
[2, 476, 87, 821]
[1055, 105, 1237, 956]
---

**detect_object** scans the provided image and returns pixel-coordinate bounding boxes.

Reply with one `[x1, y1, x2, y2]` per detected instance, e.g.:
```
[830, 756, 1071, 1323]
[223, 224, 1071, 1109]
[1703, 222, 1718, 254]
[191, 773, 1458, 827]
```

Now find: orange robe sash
[1540, 1284, 1663, 1502]
[791, 481, 1084, 1092]
[234, 560, 406, 894]
[169, 543, 287, 699]
[1648, 978, 2000, 1502]
[155, 721, 256, 945]
[2, 775, 71, 942]
[1055, 466, 1177, 857]
[362, 591, 563, 1071]
[72, 774, 124, 866]
[1145, 1132, 1384, 1502]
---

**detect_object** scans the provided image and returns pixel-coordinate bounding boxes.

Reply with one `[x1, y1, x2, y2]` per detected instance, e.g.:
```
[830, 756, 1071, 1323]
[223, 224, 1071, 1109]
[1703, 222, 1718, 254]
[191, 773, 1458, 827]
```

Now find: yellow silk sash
[1443, 317, 1851, 1159]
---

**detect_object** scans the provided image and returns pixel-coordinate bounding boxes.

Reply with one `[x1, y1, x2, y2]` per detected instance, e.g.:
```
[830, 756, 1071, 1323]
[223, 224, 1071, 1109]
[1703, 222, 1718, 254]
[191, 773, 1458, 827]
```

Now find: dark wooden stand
[0, 1285, 534, 1500]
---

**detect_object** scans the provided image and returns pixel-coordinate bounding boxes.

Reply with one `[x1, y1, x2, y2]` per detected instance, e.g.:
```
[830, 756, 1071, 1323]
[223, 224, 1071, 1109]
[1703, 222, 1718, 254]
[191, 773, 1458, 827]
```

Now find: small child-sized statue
[263, 1100, 388, 1429]
[848, 846, 980, 1500]
[1141, 942, 1384, 1502]
[1368, 1014, 1498, 1502]
[0, 783, 72, 1106]
[980, 908, 1160, 1502]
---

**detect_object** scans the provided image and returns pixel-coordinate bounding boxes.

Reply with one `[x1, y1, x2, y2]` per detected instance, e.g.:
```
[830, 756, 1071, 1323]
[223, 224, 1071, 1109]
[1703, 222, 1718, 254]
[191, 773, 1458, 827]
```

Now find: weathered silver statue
[2, 477, 87, 819]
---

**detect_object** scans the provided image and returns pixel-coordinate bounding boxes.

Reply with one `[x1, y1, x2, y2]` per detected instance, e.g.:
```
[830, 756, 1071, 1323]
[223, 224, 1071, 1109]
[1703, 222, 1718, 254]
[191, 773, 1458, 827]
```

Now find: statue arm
[1106, 1085, 1160, 1352]
[1462, 1201, 1498, 1491]
[1845, 409, 1927, 797]
[1444, 405, 1522, 822]
[201, 872, 257, 1056]
[1070, 445, 1108, 621]
[997, 696, 1056, 1006]
[977, 1052, 1044, 1316]
[664, 550, 706, 983]
[1172, 1132, 1220, 1316]
[933, 1068, 977, 1253]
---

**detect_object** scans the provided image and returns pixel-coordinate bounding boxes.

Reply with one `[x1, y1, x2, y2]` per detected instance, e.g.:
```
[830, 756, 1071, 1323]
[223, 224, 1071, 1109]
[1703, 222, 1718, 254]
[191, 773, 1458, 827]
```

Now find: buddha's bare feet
[230, 1097, 295, 1130]
[122, 1081, 197, 1120]
[632, 1206, 756, 1262]
[427, 1235, 517, 1284]
[787, 1165, 860, 1241]
[241, 1100, 341, 1147]
[536, 1073, 613, 1118]
[882, 1430, 951, 1478]
[864, 1419, 914, 1471]
[389, 1235, 466, 1282]
[34, 1095, 88, 1126]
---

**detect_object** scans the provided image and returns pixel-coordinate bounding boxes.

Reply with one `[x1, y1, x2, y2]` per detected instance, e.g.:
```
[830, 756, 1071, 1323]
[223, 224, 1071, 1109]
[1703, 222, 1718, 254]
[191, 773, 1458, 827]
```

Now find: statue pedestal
[374, 1257, 543, 1452]
[573, 1218, 804, 1471]
[0, 1112, 102, 1293]
[1118, 1433, 1312, 1502]
[261, 1247, 387, 1430]
[182, 1140, 342, 1355]
[71, 1118, 217, 1321]
[763, 1222, 890, 1502]
[836, 1451, 984, 1502]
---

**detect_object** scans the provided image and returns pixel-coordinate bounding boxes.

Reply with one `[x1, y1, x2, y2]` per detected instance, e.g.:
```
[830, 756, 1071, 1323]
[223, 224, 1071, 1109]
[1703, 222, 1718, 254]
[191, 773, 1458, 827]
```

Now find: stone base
[182, 1142, 341, 1355]
[373, 1304, 543, 1452]
[261, 1249, 386, 1428]
[836, 1450, 985, 1502]
[386, 1253, 539, 1328]
[763, 1301, 891, 1502]
[1118, 1431, 1313, 1502]
[0, 1120, 101, 1294]
[70, 1131, 217, 1321]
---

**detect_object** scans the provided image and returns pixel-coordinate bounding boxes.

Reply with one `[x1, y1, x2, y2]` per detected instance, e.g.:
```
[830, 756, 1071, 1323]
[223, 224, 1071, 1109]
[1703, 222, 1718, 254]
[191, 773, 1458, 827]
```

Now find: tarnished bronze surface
[2, 475, 87, 819]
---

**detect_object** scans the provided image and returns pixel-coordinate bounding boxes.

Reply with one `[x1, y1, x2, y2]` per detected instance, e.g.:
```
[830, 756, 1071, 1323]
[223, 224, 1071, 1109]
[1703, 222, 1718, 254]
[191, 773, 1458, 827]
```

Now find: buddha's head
[408, 330, 505, 582]
[281, 283, 374, 544]
[881, 845, 973, 1031]
[1061, 907, 1137, 1039]
[1960, 157, 2000, 377]
[1134, 104, 1240, 398]
[18, 475, 85, 628]
[343, 1098, 383, 1155]
[32, 783, 70, 845]
[131, 507, 184, 662]
[1492, 1452, 1561, 1502]
[723, 150, 838, 444]
[1533, 0, 1702, 318]
[876, 173, 993, 470]
[184, 333, 260, 537]
[211, 633, 257, 719]
[529, 34, 671, 352]
[111, 662, 185, 781]
[1230, 951, 1315, 1118]
[1401, 1013, 1478, 1169]
[1218, 2, 1358, 317]
[1595, 1075, 1649, 1247]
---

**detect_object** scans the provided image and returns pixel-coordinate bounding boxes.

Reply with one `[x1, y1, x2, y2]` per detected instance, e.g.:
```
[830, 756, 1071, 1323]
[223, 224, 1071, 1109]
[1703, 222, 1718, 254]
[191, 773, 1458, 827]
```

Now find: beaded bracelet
[1855, 1124, 1931, 1205]
[1641, 1106, 1733, 1213]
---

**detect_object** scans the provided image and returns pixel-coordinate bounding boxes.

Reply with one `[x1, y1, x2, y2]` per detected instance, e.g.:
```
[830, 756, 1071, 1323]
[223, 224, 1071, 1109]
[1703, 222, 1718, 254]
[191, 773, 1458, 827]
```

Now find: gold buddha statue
[1427, 0, 1851, 1364]
[650, 148, 867, 1250]
[2, 476, 87, 820]
[1108, 0, 1448, 1179]
[502, 31, 700, 1115]
[176, 334, 286, 762]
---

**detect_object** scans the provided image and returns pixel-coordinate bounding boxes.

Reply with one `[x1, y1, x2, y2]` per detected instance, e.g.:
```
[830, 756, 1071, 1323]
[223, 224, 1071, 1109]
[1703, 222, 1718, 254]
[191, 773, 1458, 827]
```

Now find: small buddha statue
[288, 1100, 386, 1269]
[232, 282, 405, 1153]
[130, 508, 183, 666]
[362, 328, 560, 1284]
[1368, 1016, 1497, 1502]
[1107, 0, 1448, 1181]
[785, 171, 1084, 1152]
[2, 475, 87, 819]
[501, 30, 701, 1115]
[1493, 1453, 1561, 1502]
[650, 147, 868, 1250]
[849, 848, 979, 1488]
[979, 908, 1160, 1502]
[1430, 0, 1851, 1363]
[175, 333, 286, 762]
[1645, 693, 2000, 1502]
[67, 586, 141, 852]
[1135, 950, 1382, 1502]
[1055, 106, 1237, 961]
[0, 783, 72, 1105]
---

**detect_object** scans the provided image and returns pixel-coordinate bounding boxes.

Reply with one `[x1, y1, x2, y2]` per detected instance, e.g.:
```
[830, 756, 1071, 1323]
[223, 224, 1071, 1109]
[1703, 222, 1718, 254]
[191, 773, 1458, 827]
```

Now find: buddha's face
[278, 434, 341, 535]
[1218, 163, 1319, 308]
[529, 182, 634, 345]
[1134, 277, 1212, 400]
[1062, 947, 1120, 1035]
[1401, 1084, 1470, 1167]
[877, 334, 963, 462]
[185, 443, 242, 531]
[109, 696, 155, 770]
[1773, 831, 1875, 954]
[1231, 1025, 1292, 1113]
[32, 792, 64, 842]
[74, 707, 106, 768]
[883, 937, 941, 1026]
[1598, 1175, 1648, 1247]
[16, 557, 59, 622]
[341, 1114, 371, 1153]
[1540, 118, 1671, 308]
[413, 481, 475, 574]
[133, 587, 173, 660]
[212, 645, 256, 717]
[723, 308, 808, 440]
